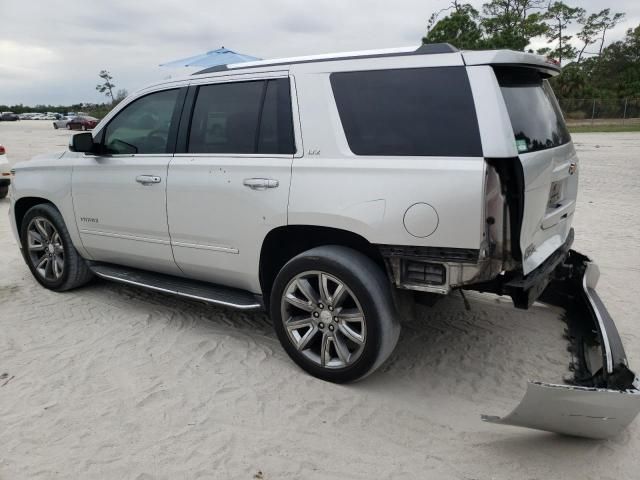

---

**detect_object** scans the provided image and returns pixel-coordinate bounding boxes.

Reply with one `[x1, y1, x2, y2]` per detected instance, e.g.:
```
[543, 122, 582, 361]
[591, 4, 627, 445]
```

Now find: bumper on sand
[482, 250, 640, 439]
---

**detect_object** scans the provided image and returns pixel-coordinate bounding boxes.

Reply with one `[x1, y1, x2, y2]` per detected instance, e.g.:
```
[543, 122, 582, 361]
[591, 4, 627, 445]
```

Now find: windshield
[495, 67, 571, 154]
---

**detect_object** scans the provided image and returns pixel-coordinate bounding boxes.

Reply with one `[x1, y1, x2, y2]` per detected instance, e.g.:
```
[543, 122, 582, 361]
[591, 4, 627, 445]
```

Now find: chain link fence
[558, 98, 640, 126]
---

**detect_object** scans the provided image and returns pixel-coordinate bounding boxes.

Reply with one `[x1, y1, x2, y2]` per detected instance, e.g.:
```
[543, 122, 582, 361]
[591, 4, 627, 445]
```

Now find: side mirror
[69, 132, 95, 153]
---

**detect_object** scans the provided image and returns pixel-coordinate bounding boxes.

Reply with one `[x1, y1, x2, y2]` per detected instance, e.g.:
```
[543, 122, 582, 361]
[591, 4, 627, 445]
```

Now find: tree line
[1, 70, 127, 118]
[423, 0, 639, 99]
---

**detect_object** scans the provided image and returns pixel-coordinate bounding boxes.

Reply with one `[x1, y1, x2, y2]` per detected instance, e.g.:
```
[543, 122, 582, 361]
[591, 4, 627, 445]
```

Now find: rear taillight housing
[0, 145, 5, 155]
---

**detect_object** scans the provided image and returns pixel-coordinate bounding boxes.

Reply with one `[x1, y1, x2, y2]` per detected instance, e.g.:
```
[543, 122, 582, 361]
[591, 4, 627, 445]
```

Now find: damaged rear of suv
[325, 46, 640, 438]
[423, 50, 640, 439]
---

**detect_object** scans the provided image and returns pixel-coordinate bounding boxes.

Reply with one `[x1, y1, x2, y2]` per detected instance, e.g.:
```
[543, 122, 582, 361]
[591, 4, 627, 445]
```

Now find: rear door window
[495, 67, 571, 154]
[330, 67, 482, 157]
[187, 78, 295, 155]
[257, 79, 295, 154]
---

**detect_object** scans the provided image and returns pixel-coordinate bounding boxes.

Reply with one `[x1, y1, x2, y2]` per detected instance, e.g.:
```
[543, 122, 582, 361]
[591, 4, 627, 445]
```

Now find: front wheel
[20, 204, 93, 291]
[270, 246, 400, 383]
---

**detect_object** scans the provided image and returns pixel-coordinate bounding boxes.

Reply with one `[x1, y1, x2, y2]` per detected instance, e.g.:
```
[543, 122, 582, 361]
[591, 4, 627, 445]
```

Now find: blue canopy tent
[159, 47, 260, 69]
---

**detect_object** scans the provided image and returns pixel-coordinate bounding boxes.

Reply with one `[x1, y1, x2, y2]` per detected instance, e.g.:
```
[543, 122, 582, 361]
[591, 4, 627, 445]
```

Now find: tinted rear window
[495, 67, 571, 154]
[330, 67, 482, 157]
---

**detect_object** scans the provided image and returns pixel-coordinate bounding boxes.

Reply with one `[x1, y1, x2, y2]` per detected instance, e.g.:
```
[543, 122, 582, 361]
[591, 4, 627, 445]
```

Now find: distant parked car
[0, 144, 10, 199]
[52, 116, 72, 129]
[67, 116, 98, 130]
[0, 112, 19, 121]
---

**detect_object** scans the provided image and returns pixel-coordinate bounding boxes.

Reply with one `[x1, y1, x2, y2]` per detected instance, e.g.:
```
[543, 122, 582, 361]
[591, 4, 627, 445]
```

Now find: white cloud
[0, 0, 637, 105]
[0, 41, 59, 80]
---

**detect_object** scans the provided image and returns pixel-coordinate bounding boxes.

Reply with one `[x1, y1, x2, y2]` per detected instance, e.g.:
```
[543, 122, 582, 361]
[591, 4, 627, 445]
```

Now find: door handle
[136, 175, 161, 185]
[243, 178, 279, 190]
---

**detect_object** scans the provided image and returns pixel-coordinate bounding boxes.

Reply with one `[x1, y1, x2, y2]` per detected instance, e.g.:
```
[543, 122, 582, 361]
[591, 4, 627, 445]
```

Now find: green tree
[114, 89, 129, 103]
[544, 2, 585, 64]
[590, 25, 640, 97]
[96, 70, 116, 103]
[576, 11, 603, 62]
[575, 9, 626, 62]
[422, 0, 549, 51]
[422, 2, 483, 49]
[596, 9, 626, 55]
[480, 0, 548, 50]
[550, 63, 586, 97]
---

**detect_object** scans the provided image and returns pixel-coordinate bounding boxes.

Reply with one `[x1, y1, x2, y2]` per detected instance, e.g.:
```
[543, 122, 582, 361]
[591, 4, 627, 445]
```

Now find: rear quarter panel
[288, 59, 486, 250]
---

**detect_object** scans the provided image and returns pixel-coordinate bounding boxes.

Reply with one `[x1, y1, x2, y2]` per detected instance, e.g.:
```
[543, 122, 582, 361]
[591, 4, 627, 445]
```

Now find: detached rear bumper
[482, 250, 640, 439]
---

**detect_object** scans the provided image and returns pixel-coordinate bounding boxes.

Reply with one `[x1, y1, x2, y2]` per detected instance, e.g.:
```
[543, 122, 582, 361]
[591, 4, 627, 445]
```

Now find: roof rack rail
[193, 43, 460, 75]
[193, 64, 229, 74]
[415, 43, 458, 54]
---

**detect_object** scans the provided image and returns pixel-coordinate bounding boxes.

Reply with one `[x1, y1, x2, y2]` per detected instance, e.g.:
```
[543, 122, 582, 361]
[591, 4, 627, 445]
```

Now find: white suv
[9, 44, 640, 438]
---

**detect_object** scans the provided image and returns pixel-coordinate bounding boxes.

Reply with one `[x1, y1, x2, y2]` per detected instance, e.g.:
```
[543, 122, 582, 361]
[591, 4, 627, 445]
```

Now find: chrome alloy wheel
[280, 270, 367, 369]
[26, 217, 65, 281]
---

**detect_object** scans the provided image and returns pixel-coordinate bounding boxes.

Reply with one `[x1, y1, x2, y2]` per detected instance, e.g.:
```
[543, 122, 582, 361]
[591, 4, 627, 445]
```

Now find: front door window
[103, 89, 180, 155]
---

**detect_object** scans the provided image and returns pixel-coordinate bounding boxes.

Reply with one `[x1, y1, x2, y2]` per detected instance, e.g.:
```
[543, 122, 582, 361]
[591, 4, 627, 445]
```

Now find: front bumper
[482, 250, 640, 439]
[8, 193, 20, 248]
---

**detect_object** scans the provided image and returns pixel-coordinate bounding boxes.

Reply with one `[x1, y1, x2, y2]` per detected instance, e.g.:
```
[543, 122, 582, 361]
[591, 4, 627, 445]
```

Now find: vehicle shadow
[84, 277, 571, 403]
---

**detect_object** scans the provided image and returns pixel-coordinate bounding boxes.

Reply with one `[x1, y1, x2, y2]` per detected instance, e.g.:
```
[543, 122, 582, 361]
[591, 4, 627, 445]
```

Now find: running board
[89, 263, 263, 310]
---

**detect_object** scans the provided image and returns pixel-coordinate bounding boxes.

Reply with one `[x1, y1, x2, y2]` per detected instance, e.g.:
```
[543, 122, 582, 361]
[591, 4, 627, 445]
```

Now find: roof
[192, 43, 561, 76]
[136, 44, 561, 95]
[194, 44, 460, 74]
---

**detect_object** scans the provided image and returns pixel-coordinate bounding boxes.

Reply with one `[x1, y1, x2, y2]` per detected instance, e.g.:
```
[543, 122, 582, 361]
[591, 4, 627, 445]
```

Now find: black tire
[0, 186, 8, 199]
[53, 123, 58, 129]
[67, 124, 72, 130]
[270, 245, 400, 383]
[20, 204, 93, 291]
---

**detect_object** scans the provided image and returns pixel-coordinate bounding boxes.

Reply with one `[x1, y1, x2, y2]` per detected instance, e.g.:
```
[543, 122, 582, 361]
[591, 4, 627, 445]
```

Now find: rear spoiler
[462, 50, 561, 77]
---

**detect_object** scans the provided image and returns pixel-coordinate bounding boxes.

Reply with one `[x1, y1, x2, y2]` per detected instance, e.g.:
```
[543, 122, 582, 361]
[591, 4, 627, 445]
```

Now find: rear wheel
[20, 204, 93, 291]
[270, 246, 400, 383]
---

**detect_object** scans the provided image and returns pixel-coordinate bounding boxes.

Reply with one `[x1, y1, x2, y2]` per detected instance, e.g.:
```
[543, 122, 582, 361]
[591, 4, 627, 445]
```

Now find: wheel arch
[14, 196, 57, 236]
[259, 225, 387, 306]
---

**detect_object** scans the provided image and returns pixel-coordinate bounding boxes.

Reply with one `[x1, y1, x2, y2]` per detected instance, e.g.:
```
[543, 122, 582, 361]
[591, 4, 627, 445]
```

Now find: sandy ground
[0, 121, 639, 479]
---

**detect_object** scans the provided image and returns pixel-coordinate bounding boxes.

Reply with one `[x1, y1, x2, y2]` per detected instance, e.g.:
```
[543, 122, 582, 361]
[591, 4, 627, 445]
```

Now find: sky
[1, 0, 638, 106]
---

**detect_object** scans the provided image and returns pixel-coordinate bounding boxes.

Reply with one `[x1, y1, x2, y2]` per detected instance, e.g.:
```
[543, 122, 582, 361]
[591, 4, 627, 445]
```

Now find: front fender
[11, 153, 90, 259]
